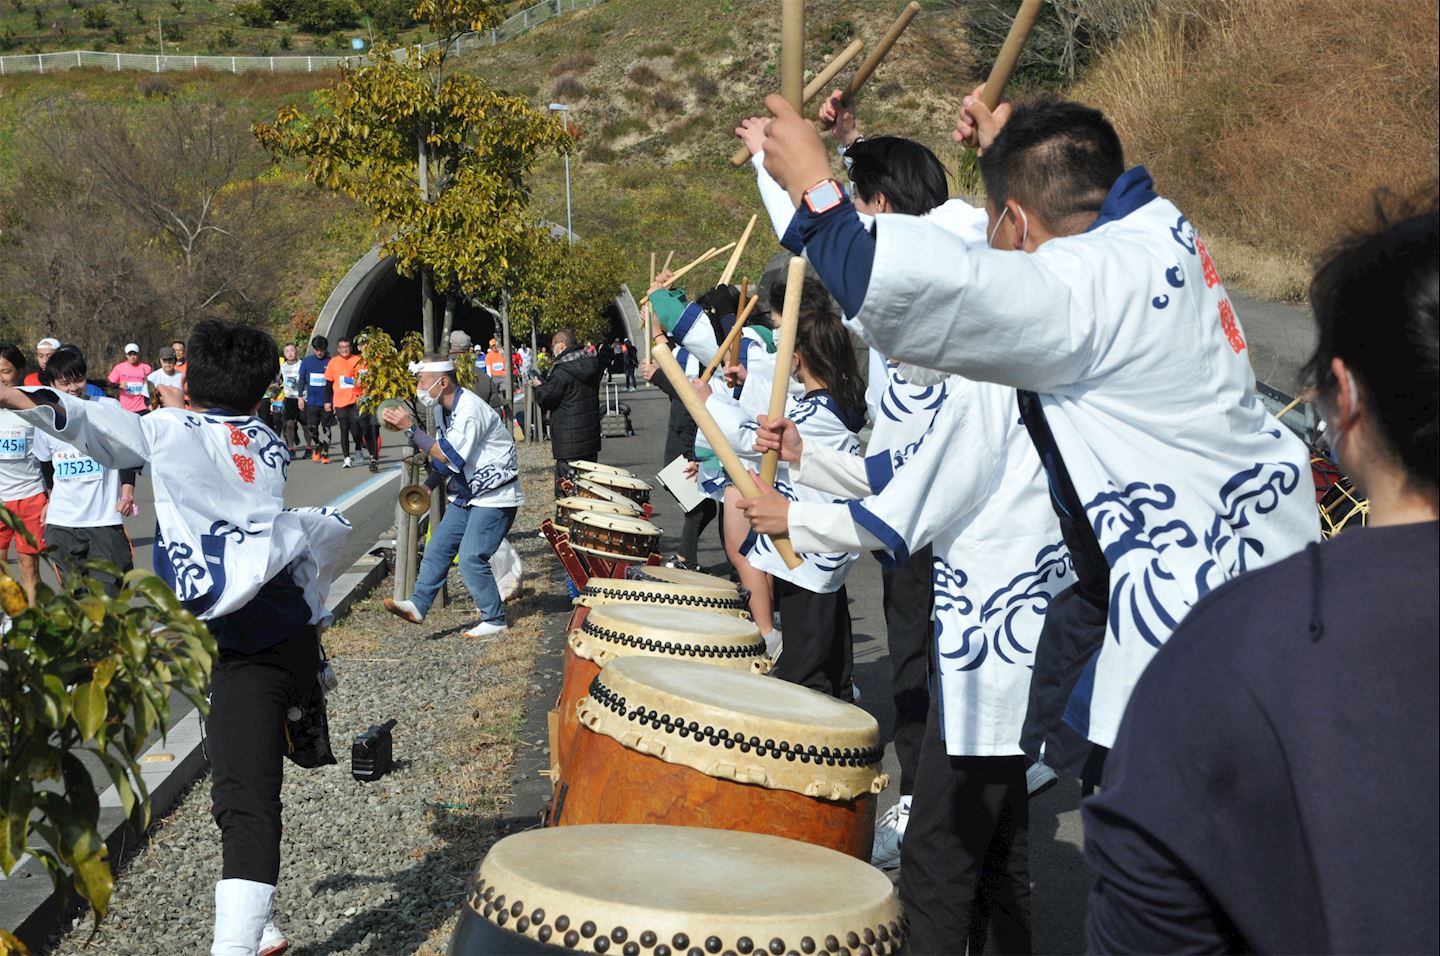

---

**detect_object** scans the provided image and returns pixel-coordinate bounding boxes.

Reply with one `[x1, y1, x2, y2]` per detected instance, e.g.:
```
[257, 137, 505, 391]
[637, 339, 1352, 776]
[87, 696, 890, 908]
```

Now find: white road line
[325, 462, 403, 515]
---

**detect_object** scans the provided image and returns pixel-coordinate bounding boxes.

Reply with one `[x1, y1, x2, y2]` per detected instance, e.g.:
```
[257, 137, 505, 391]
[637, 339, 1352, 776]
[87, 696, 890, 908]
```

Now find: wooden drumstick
[730, 276, 750, 368]
[729, 38, 865, 167]
[818, 2, 921, 130]
[1275, 394, 1307, 419]
[700, 293, 760, 384]
[959, 0, 1044, 148]
[717, 214, 758, 288]
[644, 251, 656, 363]
[781, 0, 804, 108]
[652, 342, 803, 570]
[660, 242, 736, 289]
[759, 257, 808, 485]
[661, 250, 675, 274]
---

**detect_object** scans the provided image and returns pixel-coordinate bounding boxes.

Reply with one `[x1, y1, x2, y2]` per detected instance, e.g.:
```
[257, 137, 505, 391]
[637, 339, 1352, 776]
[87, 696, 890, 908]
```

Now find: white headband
[408, 360, 455, 374]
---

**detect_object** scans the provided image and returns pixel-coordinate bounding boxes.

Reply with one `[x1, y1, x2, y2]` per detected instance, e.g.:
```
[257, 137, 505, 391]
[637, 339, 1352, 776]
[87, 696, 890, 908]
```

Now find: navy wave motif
[932, 556, 982, 667]
[879, 374, 947, 425]
[1202, 459, 1301, 578]
[937, 544, 1071, 672]
[470, 448, 520, 494]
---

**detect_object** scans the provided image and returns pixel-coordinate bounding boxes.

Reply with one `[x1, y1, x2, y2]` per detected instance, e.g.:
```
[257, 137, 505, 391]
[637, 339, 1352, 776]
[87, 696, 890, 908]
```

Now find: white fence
[0, 0, 601, 75]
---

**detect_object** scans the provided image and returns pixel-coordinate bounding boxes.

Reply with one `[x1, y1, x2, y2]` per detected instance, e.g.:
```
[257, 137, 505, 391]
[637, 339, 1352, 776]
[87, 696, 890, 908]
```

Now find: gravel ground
[48, 441, 568, 955]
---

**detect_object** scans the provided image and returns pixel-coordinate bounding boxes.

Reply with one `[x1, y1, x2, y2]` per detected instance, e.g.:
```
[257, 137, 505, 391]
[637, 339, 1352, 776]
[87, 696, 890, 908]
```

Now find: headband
[408, 360, 455, 374]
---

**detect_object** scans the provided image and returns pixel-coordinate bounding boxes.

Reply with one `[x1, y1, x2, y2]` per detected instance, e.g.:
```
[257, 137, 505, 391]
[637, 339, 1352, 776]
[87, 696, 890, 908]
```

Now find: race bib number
[340, 376, 356, 390]
[55, 453, 103, 483]
[0, 428, 27, 461]
[309, 372, 327, 387]
[123, 381, 146, 396]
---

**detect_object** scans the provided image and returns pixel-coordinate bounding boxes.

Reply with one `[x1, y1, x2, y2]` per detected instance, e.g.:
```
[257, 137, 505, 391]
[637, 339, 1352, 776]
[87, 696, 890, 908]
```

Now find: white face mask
[416, 379, 442, 408]
[988, 204, 1029, 250]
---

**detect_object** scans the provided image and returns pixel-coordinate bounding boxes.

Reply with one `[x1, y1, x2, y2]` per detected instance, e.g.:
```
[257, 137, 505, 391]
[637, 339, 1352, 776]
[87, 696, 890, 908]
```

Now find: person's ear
[1330, 357, 1363, 430]
[1006, 198, 1028, 251]
[874, 193, 892, 214]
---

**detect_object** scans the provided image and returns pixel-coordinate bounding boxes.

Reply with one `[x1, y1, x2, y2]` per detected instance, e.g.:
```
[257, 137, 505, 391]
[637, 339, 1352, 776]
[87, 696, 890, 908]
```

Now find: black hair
[310, 335, 328, 351]
[978, 98, 1124, 232]
[771, 275, 867, 429]
[337, 337, 352, 346]
[0, 344, 26, 371]
[46, 345, 87, 384]
[845, 136, 950, 216]
[553, 328, 577, 350]
[1303, 193, 1439, 493]
[187, 320, 280, 413]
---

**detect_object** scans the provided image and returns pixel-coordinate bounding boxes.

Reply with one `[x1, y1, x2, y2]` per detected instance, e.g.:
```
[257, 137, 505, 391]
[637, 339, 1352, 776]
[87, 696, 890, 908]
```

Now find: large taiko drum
[448, 824, 908, 955]
[577, 472, 652, 507]
[566, 564, 750, 633]
[552, 657, 888, 859]
[567, 512, 662, 563]
[554, 495, 642, 532]
[551, 606, 769, 785]
[569, 459, 632, 478]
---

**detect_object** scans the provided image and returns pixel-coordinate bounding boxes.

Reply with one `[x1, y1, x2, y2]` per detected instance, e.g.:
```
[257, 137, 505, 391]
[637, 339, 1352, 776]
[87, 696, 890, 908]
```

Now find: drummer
[383, 354, 522, 639]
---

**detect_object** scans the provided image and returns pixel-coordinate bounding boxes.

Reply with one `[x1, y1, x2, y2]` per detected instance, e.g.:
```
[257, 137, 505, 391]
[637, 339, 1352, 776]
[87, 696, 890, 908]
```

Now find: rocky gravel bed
[49, 443, 568, 955]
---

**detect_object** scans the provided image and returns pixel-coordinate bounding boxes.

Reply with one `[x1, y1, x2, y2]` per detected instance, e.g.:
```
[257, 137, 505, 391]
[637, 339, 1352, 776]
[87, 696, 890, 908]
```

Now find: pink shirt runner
[108, 361, 154, 413]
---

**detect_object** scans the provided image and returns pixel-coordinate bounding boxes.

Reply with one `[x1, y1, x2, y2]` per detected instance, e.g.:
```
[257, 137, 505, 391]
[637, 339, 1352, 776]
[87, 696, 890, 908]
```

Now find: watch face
[806, 179, 844, 213]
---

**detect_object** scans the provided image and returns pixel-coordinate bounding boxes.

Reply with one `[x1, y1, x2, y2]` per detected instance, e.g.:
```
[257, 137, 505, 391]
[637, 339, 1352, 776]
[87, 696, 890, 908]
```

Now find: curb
[2, 534, 392, 951]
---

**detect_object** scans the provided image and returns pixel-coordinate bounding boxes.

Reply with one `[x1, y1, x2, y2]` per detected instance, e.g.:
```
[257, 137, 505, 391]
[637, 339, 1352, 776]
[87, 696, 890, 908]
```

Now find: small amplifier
[351, 719, 398, 782]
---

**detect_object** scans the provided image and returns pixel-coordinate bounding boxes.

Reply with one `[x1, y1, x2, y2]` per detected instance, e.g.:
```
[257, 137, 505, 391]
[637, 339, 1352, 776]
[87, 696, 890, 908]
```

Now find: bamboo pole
[700, 293, 759, 383]
[759, 257, 808, 485]
[652, 342, 802, 569]
[818, 2, 921, 129]
[717, 214, 758, 288]
[729, 37, 864, 166]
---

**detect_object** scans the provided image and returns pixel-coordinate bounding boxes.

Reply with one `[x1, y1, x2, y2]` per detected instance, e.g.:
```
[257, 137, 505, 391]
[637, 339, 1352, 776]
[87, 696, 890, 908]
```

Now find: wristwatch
[802, 178, 847, 215]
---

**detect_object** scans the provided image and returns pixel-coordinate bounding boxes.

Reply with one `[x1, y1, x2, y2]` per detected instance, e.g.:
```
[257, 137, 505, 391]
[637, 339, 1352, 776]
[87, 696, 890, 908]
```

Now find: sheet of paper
[656, 454, 705, 513]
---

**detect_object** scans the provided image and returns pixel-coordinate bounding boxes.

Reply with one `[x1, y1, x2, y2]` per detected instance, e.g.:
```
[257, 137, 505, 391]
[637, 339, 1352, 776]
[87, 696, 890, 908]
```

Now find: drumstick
[781, 0, 804, 109]
[700, 293, 760, 383]
[1275, 394, 1307, 419]
[660, 242, 737, 289]
[717, 214, 758, 288]
[759, 257, 809, 485]
[818, 2, 921, 130]
[731, 276, 750, 368]
[729, 38, 865, 167]
[644, 251, 656, 363]
[661, 250, 675, 274]
[959, 0, 1044, 148]
[652, 342, 803, 570]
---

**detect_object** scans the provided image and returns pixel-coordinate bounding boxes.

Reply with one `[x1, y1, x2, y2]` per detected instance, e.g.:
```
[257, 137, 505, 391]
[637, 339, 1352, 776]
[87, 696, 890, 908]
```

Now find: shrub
[686, 71, 717, 103]
[277, 30, 291, 49]
[168, 0, 184, 11]
[0, 26, 17, 49]
[652, 87, 682, 114]
[235, 0, 269, 27]
[553, 74, 585, 99]
[547, 51, 594, 76]
[210, 25, 236, 49]
[639, 40, 674, 57]
[108, 23, 126, 43]
[584, 141, 615, 164]
[625, 62, 660, 86]
[136, 73, 173, 97]
[290, 0, 358, 34]
[81, 4, 111, 28]
[956, 0, 1156, 87]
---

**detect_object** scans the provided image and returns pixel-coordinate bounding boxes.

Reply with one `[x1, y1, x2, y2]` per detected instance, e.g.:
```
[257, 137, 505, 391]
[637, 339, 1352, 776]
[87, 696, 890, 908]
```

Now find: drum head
[584, 472, 653, 494]
[460, 825, 906, 955]
[569, 512, 660, 536]
[574, 479, 635, 506]
[631, 566, 737, 592]
[578, 657, 886, 801]
[570, 459, 632, 477]
[577, 568, 750, 618]
[570, 605, 766, 669]
[555, 496, 643, 531]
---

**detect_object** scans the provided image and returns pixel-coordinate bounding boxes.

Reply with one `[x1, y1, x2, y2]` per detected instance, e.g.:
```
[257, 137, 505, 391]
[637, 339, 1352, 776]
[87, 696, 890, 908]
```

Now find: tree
[254, 0, 570, 355]
[506, 227, 625, 345]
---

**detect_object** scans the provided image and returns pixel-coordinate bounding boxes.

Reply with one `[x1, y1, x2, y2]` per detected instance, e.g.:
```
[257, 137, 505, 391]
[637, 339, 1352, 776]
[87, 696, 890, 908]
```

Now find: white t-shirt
[32, 397, 124, 528]
[0, 408, 45, 501]
[147, 368, 185, 393]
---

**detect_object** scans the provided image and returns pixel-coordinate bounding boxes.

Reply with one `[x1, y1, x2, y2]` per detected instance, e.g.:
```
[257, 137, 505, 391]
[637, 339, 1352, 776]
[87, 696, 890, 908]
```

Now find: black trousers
[679, 498, 717, 566]
[1018, 582, 1108, 778]
[334, 404, 363, 457]
[45, 524, 133, 597]
[281, 398, 301, 450]
[358, 411, 378, 456]
[302, 403, 328, 454]
[771, 580, 852, 699]
[206, 626, 320, 885]
[900, 698, 1031, 955]
[553, 458, 572, 499]
[880, 545, 934, 795]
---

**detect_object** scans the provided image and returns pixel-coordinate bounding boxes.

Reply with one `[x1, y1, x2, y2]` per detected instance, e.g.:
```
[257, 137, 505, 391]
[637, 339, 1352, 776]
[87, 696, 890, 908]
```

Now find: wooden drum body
[552, 606, 768, 784]
[566, 512, 661, 562]
[577, 472, 652, 507]
[449, 824, 908, 955]
[552, 657, 888, 860]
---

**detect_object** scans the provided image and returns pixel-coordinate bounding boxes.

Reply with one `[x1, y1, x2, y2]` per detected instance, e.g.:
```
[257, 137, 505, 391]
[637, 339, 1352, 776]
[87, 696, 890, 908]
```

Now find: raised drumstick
[651, 342, 803, 569]
[659, 242, 737, 289]
[717, 214, 758, 288]
[959, 0, 1044, 148]
[729, 38, 865, 167]
[759, 257, 808, 485]
[818, 2, 921, 130]
[730, 276, 750, 368]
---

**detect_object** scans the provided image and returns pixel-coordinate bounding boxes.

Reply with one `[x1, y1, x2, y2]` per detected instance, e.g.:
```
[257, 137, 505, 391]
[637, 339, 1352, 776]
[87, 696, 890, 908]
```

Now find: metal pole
[427, 412, 447, 608]
[563, 148, 573, 245]
[158, 16, 163, 57]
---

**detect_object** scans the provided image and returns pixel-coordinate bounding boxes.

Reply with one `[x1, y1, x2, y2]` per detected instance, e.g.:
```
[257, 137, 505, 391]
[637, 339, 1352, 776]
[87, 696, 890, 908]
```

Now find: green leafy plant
[0, 507, 216, 934]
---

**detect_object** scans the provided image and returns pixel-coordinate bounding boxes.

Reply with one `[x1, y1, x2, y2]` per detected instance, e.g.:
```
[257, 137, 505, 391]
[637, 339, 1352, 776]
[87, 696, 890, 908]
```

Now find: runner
[0, 344, 47, 606]
[278, 343, 303, 456]
[297, 336, 331, 464]
[108, 342, 153, 415]
[324, 338, 366, 468]
[147, 346, 185, 412]
[22, 337, 59, 387]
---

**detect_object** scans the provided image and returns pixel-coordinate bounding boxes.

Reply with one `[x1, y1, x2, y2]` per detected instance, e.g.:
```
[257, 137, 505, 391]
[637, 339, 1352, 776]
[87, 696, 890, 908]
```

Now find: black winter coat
[534, 348, 602, 461]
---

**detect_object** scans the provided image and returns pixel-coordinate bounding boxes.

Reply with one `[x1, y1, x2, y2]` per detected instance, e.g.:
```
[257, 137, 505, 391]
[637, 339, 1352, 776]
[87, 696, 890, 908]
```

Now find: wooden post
[652, 342, 803, 570]
[759, 257, 808, 485]
[728, 38, 865, 166]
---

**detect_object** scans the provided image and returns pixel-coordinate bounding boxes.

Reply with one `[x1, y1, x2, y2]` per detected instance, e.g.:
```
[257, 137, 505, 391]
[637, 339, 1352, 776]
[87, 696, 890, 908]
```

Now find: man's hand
[690, 377, 713, 403]
[297, 396, 306, 411]
[647, 268, 675, 297]
[722, 364, 747, 388]
[818, 89, 861, 147]
[735, 116, 768, 157]
[0, 384, 39, 412]
[382, 406, 413, 431]
[952, 83, 1012, 153]
[117, 485, 138, 518]
[154, 384, 184, 409]
[641, 360, 659, 383]
[754, 414, 804, 463]
[760, 94, 834, 206]
[734, 475, 791, 536]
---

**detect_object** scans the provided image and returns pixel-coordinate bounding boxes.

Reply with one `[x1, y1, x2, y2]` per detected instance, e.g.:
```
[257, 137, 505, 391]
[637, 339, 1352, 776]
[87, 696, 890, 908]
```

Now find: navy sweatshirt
[1084, 521, 1439, 954]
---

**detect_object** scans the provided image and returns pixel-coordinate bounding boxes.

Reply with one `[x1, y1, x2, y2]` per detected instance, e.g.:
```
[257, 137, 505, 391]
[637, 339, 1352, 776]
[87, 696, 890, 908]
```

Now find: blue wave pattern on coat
[934, 543, 1072, 672]
[1086, 457, 1303, 648]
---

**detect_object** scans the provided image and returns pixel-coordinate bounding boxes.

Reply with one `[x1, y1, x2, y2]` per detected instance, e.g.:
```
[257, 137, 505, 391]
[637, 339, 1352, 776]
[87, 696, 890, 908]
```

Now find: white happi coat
[850, 168, 1319, 747]
[18, 395, 350, 625]
[788, 377, 1072, 755]
[432, 386, 523, 509]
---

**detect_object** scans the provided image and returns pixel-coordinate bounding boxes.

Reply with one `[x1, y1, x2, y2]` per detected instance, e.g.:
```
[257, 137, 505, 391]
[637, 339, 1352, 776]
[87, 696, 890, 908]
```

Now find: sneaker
[383, 598, 424, 624]
[368, 458, 379, 473]
[310, 450, 320, 462]
[320, 455, 331, 465]
[464, 620, 508, 639]
[850, 682, 862, 703]
[259, 921, 289, 956]
[343, 455, 353, 468]
[870, 800, 909, 870]
[762, 628, 783, 659]
[1026, 760, 1059, 798]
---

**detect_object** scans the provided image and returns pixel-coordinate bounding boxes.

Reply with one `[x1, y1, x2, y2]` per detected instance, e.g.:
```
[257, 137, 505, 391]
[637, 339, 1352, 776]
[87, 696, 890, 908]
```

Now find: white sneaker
[850, 683, 862, 703]
[1026, 760, 1059, 797]
[383, 598, 424, 624]
[464, 620, 508, 639]
[343, 455, 353, 468]
[763, 628, 783, 659]
[259, 921, 289, 956]
[870, 800, 909, 870]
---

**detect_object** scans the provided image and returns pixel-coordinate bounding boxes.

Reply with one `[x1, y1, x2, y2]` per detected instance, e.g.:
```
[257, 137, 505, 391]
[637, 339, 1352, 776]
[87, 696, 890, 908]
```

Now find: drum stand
[540, 518, 662, 588]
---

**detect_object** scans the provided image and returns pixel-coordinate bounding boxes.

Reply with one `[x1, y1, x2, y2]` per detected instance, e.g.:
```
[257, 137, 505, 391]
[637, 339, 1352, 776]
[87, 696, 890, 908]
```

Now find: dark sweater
[651, 364, 698, 463]
[1084, 521, 1439, 954]
[534, 348, 601, 461]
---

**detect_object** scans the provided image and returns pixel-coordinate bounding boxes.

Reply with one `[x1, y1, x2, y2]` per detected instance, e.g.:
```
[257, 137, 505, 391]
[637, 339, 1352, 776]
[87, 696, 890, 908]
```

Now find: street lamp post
[548, 102, 574, 246]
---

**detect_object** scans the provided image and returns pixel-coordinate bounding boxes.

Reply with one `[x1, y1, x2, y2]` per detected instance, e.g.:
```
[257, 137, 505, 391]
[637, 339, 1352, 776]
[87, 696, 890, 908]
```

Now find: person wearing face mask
[530, 328, 602, 498]
[382, 355, 522, 639]
[1082, 199, 1438, 954]
[27, 345, 136, 596]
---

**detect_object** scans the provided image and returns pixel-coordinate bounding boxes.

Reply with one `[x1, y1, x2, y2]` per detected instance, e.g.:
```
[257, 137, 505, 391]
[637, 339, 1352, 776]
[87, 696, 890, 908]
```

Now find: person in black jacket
[531, 327, 602, 497]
